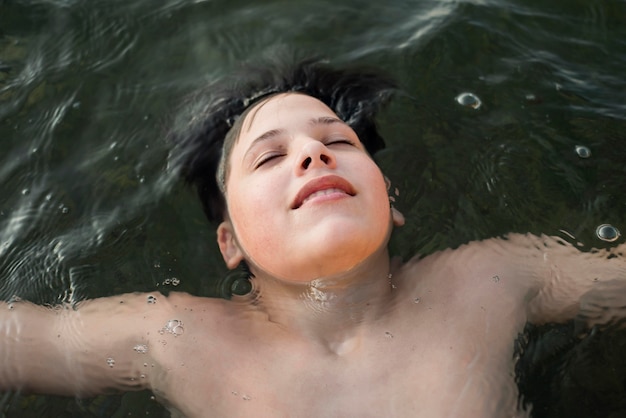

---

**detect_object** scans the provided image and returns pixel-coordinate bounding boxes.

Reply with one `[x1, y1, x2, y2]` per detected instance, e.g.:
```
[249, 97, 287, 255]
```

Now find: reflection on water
[1, 0, 626, 416]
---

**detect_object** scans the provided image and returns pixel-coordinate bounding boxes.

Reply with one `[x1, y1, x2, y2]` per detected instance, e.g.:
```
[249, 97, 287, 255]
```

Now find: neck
[242, 250, 399, 353]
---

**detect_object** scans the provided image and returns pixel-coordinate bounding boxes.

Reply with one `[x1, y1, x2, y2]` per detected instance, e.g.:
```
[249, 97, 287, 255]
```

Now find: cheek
[227, 179, 285, 249]
[365, 165, 391, 214]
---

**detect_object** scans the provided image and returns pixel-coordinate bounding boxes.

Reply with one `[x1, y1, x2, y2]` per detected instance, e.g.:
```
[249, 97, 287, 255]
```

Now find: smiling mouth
[292, 176, 356, 209]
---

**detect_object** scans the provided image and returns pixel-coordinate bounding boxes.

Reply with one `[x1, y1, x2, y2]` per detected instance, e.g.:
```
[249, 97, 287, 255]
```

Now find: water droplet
[242, 395, 251, 401]
[575, 145, 591, 158]
[72, 101, 81, 109]
[492, 275, 500, 283]
[133, 344, 149, 354]
[106, 357, 115, 368]
[455, 92, 482, 109]
[140, 374, 146, 379]
[21, 188, 30, 195]
[596, 224, 621, 242]
[385, 331, 394, 339]
[414, 297, 420, 304]
[146, 295, 157, 304]
[171, 278, 180, 286]
[163, 319, 184, 336]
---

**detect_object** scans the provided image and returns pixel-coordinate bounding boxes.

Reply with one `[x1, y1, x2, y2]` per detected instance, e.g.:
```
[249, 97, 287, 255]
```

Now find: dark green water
[1, 0, 626, 416]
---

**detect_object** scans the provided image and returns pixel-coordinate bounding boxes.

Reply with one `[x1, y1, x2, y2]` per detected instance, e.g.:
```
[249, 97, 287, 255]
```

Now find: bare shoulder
[391, 234, 557, 311]
[394, 234, 540, 283]
[394, 232, 626, 324]
[72, 291, 230, 336]
[73, 291, 235, 360]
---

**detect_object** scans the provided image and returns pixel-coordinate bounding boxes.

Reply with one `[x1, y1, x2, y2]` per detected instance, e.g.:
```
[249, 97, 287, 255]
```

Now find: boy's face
[217, 93, 401, 282]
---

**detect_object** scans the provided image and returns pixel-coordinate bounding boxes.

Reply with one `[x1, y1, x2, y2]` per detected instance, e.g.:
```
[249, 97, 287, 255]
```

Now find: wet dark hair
[169, 57, 397, 224]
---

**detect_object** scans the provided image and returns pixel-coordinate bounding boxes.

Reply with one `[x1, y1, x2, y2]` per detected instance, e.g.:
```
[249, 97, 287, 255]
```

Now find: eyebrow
[309, 116, 345, 126]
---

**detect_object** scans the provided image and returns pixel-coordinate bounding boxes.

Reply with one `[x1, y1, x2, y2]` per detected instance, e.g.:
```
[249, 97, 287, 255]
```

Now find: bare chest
[155, 306, 527, 418]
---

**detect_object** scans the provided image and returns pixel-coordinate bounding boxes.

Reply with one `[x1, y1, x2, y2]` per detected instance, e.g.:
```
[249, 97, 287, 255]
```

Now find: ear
[217, 221, 245, 269]
[391, 206, 405, 227]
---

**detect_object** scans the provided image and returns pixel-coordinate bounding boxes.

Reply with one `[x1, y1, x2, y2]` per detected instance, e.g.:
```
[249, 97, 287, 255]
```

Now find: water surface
[1, 0, 626, 416]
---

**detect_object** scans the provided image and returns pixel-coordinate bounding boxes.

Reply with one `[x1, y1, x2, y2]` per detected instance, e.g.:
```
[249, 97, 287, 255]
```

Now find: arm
[504, 233, 626, 325]
[0, 292, 184, 397]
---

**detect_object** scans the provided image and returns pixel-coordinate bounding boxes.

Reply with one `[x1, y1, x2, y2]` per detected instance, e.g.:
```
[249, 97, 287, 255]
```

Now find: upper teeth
[302, 188, 345, 205]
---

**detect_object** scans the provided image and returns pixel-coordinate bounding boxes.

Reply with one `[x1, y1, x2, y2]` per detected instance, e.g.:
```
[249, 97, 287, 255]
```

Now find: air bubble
[163, 319, 184, 336]
[575, 145, 591, 158]
[171, 278, 180, 286]
[455, 92, 482, 109]
[385, 331, 394, 339]
[414, 298, 420, 304]
[133, 344, 149, 354]
[596, 224, 621, 242]
[106, 357, 115, 368]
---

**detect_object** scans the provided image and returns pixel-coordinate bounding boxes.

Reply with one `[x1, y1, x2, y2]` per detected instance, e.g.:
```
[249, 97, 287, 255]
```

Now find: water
[1, 0, 626, 416]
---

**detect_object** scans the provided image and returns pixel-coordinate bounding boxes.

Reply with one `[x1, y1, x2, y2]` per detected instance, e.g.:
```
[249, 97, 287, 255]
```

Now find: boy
[2, 59, 626, 417]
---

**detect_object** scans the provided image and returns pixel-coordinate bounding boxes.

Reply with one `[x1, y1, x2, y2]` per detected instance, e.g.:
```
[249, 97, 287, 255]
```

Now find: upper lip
[291, 175, 356, 209]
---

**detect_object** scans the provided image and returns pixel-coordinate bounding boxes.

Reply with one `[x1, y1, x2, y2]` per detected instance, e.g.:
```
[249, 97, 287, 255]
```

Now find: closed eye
[255, 152, 285, 169]
[326, 139, 356, 147]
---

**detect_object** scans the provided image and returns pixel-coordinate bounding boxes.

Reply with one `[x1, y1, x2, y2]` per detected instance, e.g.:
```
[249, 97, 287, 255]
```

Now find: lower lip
[299, 191, 350, 208]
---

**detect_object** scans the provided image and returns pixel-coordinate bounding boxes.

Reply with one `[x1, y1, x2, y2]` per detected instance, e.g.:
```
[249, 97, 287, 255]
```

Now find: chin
[304, 227, 386, 265]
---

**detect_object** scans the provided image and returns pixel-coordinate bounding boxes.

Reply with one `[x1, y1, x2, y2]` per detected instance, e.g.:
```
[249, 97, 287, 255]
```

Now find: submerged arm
[507, 233, 626, 324]
[0, 292, 180, 397]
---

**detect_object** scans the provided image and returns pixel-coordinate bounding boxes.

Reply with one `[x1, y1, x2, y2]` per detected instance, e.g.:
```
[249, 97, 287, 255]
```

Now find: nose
[296, 140, 337, 173]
